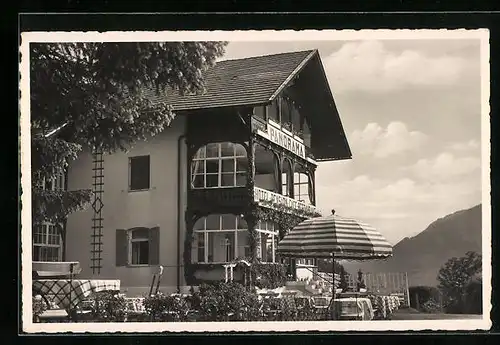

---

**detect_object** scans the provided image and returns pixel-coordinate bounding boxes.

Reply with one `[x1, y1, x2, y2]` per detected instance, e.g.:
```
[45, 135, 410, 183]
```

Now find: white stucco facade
[65, 115, 188, 296]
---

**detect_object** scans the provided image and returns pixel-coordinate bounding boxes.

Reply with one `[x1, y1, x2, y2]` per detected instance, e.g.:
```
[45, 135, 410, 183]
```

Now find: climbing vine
[250, 200, 321, 239]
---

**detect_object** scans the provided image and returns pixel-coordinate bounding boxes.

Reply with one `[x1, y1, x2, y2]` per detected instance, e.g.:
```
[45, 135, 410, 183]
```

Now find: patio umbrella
[277, 209, 393, 260]
[277, 209, 393, 319]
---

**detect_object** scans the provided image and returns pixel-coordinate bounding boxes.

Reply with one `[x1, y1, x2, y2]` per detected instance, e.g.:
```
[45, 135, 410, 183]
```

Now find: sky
[221, 39, 483, 245]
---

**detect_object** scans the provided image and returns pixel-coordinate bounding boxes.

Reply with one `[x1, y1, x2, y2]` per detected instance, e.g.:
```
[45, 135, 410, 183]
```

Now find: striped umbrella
[277, 210, 392, 320]
[277, 210, 393, 260]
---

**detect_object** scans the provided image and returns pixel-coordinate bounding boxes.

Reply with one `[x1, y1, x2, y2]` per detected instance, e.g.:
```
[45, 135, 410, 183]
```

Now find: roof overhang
[269, 51, 352, 162]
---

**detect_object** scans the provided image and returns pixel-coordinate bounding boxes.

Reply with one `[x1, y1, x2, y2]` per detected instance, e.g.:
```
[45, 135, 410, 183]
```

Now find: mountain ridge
[343, 204, 482, 287]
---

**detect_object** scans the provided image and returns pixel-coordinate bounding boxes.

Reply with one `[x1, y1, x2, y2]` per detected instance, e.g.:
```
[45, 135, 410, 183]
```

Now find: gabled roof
[146, 49, 352, 161]
[145, 50, 317, 111]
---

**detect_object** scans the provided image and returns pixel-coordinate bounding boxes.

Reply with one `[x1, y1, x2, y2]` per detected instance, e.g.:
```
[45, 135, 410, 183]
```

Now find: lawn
[390, 308, 483, 320]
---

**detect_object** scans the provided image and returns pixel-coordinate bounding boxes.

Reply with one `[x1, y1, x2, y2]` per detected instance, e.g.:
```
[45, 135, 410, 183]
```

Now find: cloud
[447, 139, 480, 152]
[349, 121, 427, 158]
[408, 152, 481, 182]
[324, 40, 466, 93]
[315, 172, 481, 244]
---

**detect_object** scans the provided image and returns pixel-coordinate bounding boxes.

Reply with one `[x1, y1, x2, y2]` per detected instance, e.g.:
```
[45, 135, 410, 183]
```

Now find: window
[280, 97, 292, 131]
[281, 159, 293, 197]
[293, 167, 313, 205]
[254, 106, 266, 122]
[192, 214, 249, 263]
[33, 171, 65, 262]
[130, 228, 149, 265]
[297, 258, 316, 266]
[254, 143, 280, 193]
[115, 227, 160, 267]
[129, 155, 150, 191]
[267, 100, 279, 123]
[191, 215, 278, 264]
[35, 171, 65, 191]
[300, 115, 312, 148]
[32, 223, 62, 262]
[191, 142, 248, 189]
[255, 220, 278, 263]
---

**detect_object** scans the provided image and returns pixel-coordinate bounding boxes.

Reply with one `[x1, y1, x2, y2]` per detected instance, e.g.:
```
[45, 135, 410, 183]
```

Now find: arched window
[191, 142, 248, 188]
[293, 164, 313, 205]
[254, 143, 280, 193]
[281, 159, 293, 197]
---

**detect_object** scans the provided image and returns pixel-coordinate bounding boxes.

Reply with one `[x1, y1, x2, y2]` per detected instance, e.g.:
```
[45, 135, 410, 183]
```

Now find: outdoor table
[334, 297, 374, 320]
[33, 279, 121, 318]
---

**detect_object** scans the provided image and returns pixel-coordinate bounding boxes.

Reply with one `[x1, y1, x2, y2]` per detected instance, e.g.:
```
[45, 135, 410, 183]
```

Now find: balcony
[253, 186, 317, 216]
[189, 186, 317, 216]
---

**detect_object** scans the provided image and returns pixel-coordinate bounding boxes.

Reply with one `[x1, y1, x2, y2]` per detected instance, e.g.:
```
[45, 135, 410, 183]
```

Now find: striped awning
[277, 213, 393, 260]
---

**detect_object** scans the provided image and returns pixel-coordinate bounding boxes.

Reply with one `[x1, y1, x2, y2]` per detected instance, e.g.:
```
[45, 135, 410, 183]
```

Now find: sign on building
[256, 120, 306, 159]
[254, 187, 316, 215]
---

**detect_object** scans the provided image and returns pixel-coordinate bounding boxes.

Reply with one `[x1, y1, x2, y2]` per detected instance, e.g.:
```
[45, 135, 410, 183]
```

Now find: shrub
[190, 282, 261, 321]
[252, 263, 287, 289]
[143, 293, 190, 321]
[32, 295, 48, 322]
[421, 299, 442, 313]
[409, 286, 441, 311]
[85, 291, 128, 322]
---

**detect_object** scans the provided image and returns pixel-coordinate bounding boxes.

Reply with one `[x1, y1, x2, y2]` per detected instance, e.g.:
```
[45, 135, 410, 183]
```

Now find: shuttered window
[115, 227, 160, 266]
[129, 155, 150, 191]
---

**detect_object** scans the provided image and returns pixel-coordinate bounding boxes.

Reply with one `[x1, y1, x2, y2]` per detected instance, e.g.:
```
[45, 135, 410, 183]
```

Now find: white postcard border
[20, 29, 491, 333]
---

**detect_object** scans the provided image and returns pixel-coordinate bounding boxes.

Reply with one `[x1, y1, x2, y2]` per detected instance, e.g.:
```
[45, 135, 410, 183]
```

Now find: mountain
[343, 204, 482, 287]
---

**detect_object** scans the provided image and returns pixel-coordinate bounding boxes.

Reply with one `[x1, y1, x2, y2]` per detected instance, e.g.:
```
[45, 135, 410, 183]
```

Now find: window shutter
[116, 229, 128, 267]
[149, 227, 160, 266]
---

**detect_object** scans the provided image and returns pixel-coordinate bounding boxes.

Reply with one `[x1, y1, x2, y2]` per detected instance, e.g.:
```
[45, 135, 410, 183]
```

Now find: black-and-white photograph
[20, 29, 490, 332]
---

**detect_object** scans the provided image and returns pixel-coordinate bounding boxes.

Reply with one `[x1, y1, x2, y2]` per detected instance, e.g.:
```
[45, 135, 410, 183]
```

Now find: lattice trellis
[90, 151, 104, 274]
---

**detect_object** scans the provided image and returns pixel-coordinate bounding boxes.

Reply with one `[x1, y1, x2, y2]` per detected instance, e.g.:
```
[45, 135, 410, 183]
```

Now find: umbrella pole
[331, 252, 336, 320]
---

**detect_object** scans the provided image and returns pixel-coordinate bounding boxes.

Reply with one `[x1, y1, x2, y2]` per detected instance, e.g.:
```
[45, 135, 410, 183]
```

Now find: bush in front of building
[252, 262, 287, 290]
[189, 282, 261, 321]
[143, 293, 191, 321]
[85, 291, 128, 322]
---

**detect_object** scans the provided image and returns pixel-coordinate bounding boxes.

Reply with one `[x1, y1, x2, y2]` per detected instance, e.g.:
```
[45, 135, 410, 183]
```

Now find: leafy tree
[437, 251, 482, 313]
[30, 42, 227, 226]
[464, 277, 482, 314]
